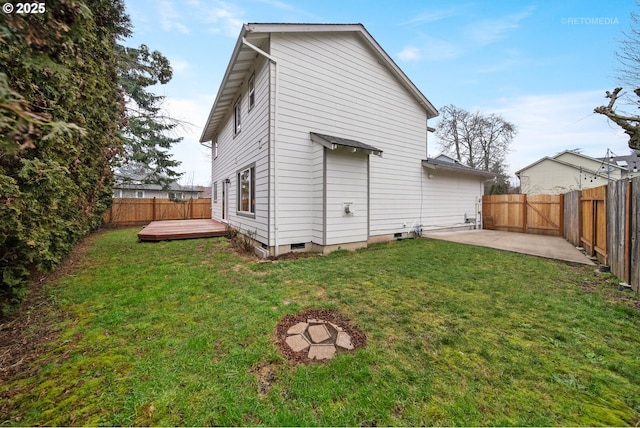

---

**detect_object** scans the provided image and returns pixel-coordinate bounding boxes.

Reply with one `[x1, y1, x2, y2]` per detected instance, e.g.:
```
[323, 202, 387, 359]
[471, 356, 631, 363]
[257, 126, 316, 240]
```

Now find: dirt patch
[252, 363, 278, 397]
[267, 251, 321, 261]
[0, 230, 103, 384]
[568, 266, 640, 310]
[274, 308, 367, 364]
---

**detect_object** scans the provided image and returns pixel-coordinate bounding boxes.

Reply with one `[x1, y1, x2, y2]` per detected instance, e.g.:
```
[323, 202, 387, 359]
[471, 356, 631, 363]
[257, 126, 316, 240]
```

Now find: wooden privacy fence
[605, 178, 640, 292]
[103, 198, 212, 226]
[486, 179, 640, 293]
[482, 194, 563, 236]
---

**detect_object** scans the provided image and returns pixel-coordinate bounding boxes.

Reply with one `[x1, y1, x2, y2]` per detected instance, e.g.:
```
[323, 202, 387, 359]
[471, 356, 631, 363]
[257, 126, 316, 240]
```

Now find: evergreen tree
[0, 1, 184, 315]
[116, 44, 183, 188]
[0, 0, 129, 315]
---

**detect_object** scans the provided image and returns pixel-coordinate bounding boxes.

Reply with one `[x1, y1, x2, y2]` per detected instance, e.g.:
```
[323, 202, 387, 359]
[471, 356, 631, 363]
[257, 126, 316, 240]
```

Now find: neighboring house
[194, 185, 213, 199]
[113, 182, 203, 200]
[603, 151, 640, 175]
[200, 23, 494, 256]
[516, 150, 639, 195]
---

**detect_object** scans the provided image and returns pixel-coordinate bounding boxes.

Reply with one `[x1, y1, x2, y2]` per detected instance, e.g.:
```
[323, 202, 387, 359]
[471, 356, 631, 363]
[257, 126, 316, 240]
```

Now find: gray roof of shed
[422, 157, 496, 179]
[310, 132, 383, 156]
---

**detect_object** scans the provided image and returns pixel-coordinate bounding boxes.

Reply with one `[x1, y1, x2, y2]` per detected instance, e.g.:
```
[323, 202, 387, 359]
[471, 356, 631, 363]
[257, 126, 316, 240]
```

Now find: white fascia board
[199, 25, 250, 143]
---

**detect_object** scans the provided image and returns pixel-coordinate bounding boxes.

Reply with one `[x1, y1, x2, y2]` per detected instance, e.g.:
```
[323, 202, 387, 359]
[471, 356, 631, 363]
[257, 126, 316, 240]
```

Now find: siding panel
[325, 149, 368, 244]
[271, 31, 428, 243]
[211, 56, 270, 244]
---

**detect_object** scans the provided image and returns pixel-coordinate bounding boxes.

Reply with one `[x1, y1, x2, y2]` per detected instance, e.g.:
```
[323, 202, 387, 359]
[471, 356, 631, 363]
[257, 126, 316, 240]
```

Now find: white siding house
[516, 150, 636, 195]
[200, 23, 494, 256]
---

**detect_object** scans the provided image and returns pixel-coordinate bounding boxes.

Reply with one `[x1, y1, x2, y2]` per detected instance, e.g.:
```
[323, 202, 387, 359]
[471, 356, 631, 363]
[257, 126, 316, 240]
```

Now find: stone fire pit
[275, 308, 367, 363]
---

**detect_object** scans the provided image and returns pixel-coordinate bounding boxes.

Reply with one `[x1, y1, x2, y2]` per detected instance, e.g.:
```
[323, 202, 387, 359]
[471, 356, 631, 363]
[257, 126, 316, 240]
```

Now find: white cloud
[397, 46, 421, 61]
[162, 95, 216, 186]
[159, 1, 191, 34]
[466, 6, 535, 46]
[170, 58, 191, 73]
[404, 7, 461, 26]
[432, 90, 631, 181]
[397, 35, 462, 63]
[483, 90, 630, 177]
[421, 35, 462, 61]
[189, 0, 245, 37]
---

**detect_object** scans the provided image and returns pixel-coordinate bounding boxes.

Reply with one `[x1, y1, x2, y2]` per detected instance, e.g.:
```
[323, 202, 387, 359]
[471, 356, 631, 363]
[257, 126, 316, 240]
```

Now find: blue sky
[123, 0, 636, 186]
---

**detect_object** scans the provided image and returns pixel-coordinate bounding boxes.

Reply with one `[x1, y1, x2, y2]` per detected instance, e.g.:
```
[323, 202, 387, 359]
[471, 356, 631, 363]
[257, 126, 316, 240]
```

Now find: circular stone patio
[275, 308, 367, 363]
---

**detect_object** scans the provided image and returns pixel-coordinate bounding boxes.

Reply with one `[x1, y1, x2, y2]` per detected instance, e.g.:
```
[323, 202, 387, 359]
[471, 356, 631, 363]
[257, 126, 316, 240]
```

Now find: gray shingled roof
[310, 132, 383, 156]
[422, 157, 496, 179]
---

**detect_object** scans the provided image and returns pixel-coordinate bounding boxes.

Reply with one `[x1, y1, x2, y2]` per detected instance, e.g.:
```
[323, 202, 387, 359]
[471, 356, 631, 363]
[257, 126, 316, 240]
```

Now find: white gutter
[242, 37, 281, 256]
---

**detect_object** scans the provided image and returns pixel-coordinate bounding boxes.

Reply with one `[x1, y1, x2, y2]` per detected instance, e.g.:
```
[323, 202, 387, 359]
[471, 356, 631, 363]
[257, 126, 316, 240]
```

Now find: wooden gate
[482, 194, 563, 236]
[580, 186, 607, 264]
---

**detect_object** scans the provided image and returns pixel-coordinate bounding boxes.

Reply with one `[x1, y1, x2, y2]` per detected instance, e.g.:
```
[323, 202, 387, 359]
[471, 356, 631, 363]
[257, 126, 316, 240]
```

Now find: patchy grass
[1, 228, 640, 426]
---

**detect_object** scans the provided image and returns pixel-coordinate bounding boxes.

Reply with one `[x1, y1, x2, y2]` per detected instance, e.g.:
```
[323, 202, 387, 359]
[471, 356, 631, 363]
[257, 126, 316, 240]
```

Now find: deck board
[138, 219, 227, 242]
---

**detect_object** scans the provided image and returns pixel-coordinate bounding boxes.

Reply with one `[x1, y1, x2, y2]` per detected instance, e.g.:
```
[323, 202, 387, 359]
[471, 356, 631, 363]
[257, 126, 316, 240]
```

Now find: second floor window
[248, 74, 255, 111]
[234, 98, 241, 135]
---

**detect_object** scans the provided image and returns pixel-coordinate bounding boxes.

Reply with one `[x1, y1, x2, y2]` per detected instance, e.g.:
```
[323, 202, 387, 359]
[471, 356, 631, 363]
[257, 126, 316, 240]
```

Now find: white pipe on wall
[242, 37, 281, 256]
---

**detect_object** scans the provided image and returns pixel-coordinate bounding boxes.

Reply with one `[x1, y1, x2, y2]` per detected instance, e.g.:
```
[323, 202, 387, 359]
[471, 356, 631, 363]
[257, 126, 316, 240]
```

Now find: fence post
[625, 180, 632, 285]
[522, 194, 527, 233]
[153, 197, 156, 221]
[190, 197, 194, 219]
[578, 190, 583, 250]
[557, 194, 562, 236]
[591, 197, 597, 258]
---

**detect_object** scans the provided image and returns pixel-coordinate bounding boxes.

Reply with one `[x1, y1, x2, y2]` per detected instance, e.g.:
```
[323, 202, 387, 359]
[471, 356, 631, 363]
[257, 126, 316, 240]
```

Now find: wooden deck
[138, 219, 227, 242]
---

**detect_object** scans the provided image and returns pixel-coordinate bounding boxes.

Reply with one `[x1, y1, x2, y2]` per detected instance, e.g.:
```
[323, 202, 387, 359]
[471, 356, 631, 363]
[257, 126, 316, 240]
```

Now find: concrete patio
[423, 230, 595, 266]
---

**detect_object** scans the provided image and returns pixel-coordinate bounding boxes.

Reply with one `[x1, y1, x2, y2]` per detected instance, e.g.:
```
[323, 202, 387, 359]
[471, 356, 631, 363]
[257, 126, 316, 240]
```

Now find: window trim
[233, 98, 242, 135]
[169, 191, 185, 200]
[248, 73, 255, 111]
[236, 164, 256, 218]
[213, 182, 218, 203]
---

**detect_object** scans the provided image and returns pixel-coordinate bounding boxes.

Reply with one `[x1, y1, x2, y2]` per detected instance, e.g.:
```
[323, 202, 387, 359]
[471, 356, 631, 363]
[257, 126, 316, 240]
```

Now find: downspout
[242, 37, 280, 256]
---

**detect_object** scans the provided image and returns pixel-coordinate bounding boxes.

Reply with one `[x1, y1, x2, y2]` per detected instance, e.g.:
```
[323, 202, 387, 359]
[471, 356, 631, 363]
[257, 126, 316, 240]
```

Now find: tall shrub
[0, 0, 130, 315]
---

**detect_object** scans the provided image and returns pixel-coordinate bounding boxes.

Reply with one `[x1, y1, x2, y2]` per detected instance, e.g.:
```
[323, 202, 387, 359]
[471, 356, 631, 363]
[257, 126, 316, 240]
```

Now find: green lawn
[2, 228, 640, 426]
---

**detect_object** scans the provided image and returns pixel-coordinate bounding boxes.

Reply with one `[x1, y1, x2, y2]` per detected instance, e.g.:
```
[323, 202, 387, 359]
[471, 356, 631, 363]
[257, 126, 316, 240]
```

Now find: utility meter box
[343, 202, 355, 216]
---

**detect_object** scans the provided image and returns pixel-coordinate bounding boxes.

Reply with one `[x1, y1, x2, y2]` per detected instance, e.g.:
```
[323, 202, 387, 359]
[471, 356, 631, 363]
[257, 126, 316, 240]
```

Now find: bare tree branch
[436, 104, 515, 171]
[594, 87, 640, 151]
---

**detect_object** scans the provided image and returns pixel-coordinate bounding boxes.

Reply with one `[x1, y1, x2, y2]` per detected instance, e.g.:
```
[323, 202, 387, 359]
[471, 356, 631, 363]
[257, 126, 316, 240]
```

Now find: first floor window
[237, 166, 255, 214]
[136, 190, 144, 198]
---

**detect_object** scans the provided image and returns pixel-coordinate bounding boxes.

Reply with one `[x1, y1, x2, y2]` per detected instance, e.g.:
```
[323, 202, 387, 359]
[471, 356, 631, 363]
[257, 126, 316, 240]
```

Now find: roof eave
[199, 23, 439, 143]
[422, 159, 496, 179]
[199, 24, 251, 143]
